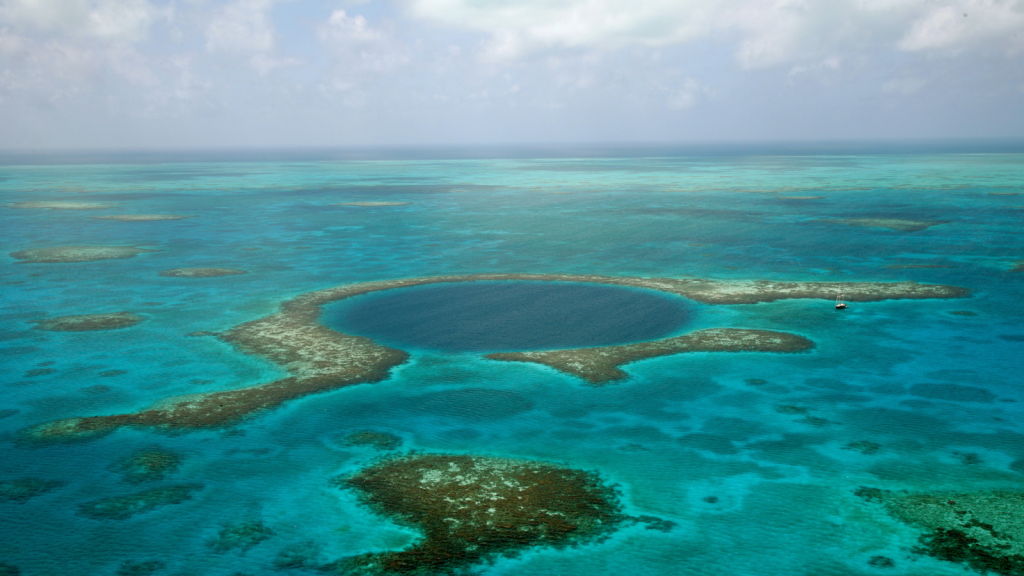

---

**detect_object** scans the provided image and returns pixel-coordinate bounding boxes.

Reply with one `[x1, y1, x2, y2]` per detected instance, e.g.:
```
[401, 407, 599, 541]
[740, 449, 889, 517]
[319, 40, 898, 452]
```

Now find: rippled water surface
[1, 151, 1024, 575]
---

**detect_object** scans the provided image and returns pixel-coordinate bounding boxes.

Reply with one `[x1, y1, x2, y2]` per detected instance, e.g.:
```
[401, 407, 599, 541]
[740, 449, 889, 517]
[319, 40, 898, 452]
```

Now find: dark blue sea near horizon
[1, 149, 1024, 575]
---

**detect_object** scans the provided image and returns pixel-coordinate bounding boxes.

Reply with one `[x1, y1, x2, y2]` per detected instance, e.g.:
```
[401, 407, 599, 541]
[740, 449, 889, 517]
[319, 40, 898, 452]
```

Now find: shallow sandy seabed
[21, 274, 968, 442]
[332, 201, 411, 207]
[7, 201, 115, 210]
[158, 267, 248, 278]
[91, 214, 194, 222]
[34, 312, 143, 332]
[823, 218, 949, 232]
[10, 245, 159, 263]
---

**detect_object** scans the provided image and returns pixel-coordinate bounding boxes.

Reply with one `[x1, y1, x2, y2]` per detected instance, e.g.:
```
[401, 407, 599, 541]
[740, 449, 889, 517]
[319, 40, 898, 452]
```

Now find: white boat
[835, 287, 847, 310]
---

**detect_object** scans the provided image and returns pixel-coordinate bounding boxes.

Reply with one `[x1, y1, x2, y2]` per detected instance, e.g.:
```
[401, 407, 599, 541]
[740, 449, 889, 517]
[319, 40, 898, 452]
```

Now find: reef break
[487, 328, 813, 384]
[7, 201, 114, 210]
[159, 267, 248, 278]
[91, 214, 194, 222]
[10, 245, 159, 264]
[22, 274, 966, 441]
[327, 453, 626, 574]
[33, 312, 143, 332]
[824, 218, 949, 232]
[333, 202, 410, 207]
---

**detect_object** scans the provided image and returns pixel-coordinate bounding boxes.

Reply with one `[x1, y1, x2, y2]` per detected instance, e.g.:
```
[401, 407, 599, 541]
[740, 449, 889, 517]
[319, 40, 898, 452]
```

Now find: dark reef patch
[115, 447, 182, 483]
[909, 383, 996, 403]
[856, 487, 1024, 576]
[209, 521, 275, 554]
[116, 560, 165, 576]
[327, 453, 627, 574]
[0, 409, 19, 420]
[24, 368, 55, 377]
[77, 484, 202, 520]
[100, 369, 128, 377]
[159, 267, 248, 278]
[342, 431, 403, 451]
[0, 478, 64, 503]
[0, 563, 19, 576]
[843, 440, 882, 455]
[948, 311, 978, 316]
[10, 245, 158, 264]
[34, 312, 143, 332]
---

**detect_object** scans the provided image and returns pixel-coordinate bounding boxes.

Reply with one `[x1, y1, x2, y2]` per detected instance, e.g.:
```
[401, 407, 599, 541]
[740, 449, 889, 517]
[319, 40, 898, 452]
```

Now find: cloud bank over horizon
[1, 0, 1022, 149]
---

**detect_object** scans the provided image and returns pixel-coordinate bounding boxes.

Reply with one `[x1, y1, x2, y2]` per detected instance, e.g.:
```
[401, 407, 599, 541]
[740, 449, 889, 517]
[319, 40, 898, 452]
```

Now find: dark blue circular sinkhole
[322, 281, 695, 353]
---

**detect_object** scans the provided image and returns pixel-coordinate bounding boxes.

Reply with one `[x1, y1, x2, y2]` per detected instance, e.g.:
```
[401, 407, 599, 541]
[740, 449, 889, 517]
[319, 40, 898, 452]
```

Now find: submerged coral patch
[158, 267, 248, 278]
[824, 218, 949, 232]
[0, 478, 64, 503]
[10, 245, 158, 263]
[487, 328, 814, 384]
[115, 447, 182, 483]
[92, 214, 194, 222]
[856, 487, 1024, 576]
[77, 485, 202, 520]
[7, 201, 115, 210]
[208, 520, 275, 553]
[34, 312, 143, 332]
[333, 202, 410, 207]
[342, 431, 403, 451]
[327, 453, 626, 574]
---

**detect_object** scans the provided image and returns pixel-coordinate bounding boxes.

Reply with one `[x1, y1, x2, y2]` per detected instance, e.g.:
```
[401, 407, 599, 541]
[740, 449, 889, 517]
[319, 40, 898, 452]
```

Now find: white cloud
[317, 9, 409, 73]
[0, 0, 162, 42]
[898, 1, 1024, 52]
[664, 77, 710, 109]
[205, 0, 277, 55]
[408, 0, 1024, 66]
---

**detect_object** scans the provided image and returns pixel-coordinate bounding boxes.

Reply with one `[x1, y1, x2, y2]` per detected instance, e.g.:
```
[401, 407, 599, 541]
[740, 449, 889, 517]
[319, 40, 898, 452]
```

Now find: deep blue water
[324, 281, 693, 352]
[0, 150, 1023, 576]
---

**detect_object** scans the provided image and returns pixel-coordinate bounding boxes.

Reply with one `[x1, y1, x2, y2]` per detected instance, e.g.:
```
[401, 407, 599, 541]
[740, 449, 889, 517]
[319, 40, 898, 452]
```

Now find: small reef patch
[487, 328, 814, 384]
[7, 201, 115, 210]
[0, 478, 64, 503]
[33, 312, 143, 332]
[21, 274, 966, 441]
[92, 214, 193, 222]
[823, 218, 949, 232]
[327, 453, 627, 574]
[333, 202, 410, 207]
[10, 245, 158, 264]
[116, 559, 164, 576]
[114, 447, 183, 483]
[342, 430, 403, 451]
[158, 267, 248, 278]
[856, 487, 1024, 576]
[77, 484, 202, 520]
[208, 520, 275, 554]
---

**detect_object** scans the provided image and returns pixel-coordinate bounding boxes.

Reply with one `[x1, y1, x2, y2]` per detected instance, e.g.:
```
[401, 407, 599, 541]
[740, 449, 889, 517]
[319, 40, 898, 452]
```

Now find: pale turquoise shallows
[1, 151, 1023, 575]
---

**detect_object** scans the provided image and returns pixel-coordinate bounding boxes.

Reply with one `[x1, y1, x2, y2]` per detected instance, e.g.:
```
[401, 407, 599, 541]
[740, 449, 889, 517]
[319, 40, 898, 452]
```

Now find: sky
[1, 0, 1023, 150]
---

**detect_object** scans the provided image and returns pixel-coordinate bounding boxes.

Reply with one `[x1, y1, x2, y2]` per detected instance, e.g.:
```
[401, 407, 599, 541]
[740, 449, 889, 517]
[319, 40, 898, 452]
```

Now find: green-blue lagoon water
[1, 150, 1023, 575]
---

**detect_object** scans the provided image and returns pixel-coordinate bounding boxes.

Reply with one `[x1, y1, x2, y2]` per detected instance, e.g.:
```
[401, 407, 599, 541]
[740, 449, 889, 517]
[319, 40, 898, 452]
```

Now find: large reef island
[326, 453, 627, 574]
[22, 274, 968, 442]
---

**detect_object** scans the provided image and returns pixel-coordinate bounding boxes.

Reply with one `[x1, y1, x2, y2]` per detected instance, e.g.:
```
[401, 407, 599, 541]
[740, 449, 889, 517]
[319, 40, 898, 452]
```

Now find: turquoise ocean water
[1, 150, 1024, 575]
